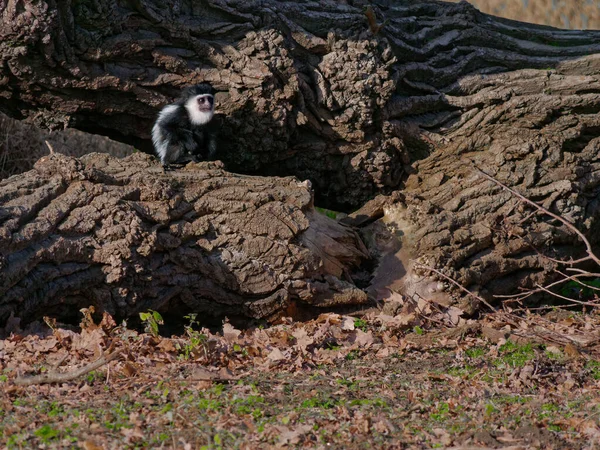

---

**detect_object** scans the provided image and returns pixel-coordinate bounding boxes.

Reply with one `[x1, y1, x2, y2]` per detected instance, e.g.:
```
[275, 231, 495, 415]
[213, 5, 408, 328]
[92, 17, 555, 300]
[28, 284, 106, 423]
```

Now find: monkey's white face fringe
[152, 104, 178, 162]
[185, 94, 214, 125]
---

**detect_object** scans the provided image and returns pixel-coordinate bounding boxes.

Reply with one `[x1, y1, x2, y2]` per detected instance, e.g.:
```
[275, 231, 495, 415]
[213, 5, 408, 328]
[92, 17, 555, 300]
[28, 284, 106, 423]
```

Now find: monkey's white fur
[151, 104, 178, 161]
[151, 93, 215, 163]
[185, 94, 214, 125]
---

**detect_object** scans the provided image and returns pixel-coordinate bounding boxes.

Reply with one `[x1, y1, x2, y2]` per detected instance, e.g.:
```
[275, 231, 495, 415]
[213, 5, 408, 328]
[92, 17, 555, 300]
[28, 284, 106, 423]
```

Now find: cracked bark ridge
[380, 63, 600, 310]
[0, 153, 369, 325]
[3, 0, 600, 307]
[2, 0, 600, 209]
[0, 0, 400, 210]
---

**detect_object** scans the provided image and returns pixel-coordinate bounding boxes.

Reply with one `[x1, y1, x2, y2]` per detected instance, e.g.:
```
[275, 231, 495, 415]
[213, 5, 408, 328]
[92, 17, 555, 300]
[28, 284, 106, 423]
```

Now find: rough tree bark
[1, 0, 600, 320]
[0, 152, 369, 324]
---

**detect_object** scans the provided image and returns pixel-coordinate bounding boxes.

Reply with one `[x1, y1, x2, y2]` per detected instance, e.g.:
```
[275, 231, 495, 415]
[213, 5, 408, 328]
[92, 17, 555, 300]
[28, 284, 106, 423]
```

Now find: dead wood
[1, 0, 600, 312]
[2, 0, 596, 210]
[0, 152, 369, 325]
[14, 349, 122, 386]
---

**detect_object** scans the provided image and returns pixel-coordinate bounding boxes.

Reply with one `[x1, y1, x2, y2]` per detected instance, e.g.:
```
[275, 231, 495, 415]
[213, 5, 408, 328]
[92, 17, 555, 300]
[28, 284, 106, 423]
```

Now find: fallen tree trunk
[1, 0, 600, 319]
[5, 0, 599, 210]
[0, 153, 369, 324]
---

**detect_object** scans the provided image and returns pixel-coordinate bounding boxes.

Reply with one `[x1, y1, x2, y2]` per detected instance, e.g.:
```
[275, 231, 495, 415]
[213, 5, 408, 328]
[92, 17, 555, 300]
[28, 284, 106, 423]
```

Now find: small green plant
[324, 341, 341, 350]
[315, 206, 340, 220]
[345, 349, 361, 361]
[139, 310, 164, 337]
[560, 278, 600, 300]
[586, 360, 600, 380]
[430, 402, 450, 422]
[198, 398, 223, 411]
[301, 396, 337, 409]
[413, 326, 424, 335]
[213, 434, 223, 450]
[7, 432, 27, 448]
[465, 347, 486, 358]
[336, 378, 357, 389]
[539, 403, 559, 419]
[495, 341, 535, 368]
[232, 343, 248, 356]
[177, 313, 208, 360]
[86, 370, 101, 384]
[34, 425, 59, 443]
[484, 403, 498, 416]
[446, 365, 477, 378]
[354, 318, 368, 331]
[233, 395, 265, 416]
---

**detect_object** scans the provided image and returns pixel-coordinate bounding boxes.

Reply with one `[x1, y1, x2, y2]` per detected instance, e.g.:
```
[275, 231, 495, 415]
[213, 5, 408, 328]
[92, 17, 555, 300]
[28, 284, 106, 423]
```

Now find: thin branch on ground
[494, 272, 600, 301]
[534, 284, 600, 308]
[475, 167, 600, 308]
[567, 268, 600, 276]
[14, 349, 122, 386]
[556, 270, 600, 292]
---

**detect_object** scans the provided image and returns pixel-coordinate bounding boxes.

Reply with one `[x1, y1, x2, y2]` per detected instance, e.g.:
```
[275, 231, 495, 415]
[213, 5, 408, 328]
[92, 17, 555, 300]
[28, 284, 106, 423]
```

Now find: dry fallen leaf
[564, 343, 581, 358]
[189, 367, 220, 381]
[121, 362, 138, 378]
[352, 329, 374, 348]
[292, 327, 314, 352]
[277, 424, 313, 445]
[72, 328, 106, 354]
[341, 316, 355, 331]
[268, 348, 285, 362]
[223, 323, 242, 342]
[81, 440, 104, 450]
[79, 306, 97, 330]
[156, 339, 177, 353]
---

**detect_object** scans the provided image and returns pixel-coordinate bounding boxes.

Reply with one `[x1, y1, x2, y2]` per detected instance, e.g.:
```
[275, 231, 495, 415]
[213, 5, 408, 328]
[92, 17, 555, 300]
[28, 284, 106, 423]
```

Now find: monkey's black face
[197, 95, 214, 113]
[182, 83, 216, 126]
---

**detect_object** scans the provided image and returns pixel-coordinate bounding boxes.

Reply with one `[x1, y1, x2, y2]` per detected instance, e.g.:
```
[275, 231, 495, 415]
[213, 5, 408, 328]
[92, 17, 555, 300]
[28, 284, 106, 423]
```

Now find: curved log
[1, 0, 600, 313]
[382, 57, 600, 310]
[2, 0, 598, 210]
[0, 153, 369, 324]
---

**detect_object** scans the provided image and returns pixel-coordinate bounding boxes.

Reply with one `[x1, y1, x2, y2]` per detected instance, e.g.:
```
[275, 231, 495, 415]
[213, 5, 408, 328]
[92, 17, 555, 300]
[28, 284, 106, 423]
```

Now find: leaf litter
[1, 303, 600, 448]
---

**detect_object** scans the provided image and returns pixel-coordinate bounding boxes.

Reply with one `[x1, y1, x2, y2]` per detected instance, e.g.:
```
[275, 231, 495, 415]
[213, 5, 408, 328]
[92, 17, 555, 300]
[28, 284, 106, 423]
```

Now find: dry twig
[413, 263, 497, 312]
[475, 168, 600, 307]
[14, 350, 121, 386]
[476, 168, 600, 267]
[44, 140, 55, 154]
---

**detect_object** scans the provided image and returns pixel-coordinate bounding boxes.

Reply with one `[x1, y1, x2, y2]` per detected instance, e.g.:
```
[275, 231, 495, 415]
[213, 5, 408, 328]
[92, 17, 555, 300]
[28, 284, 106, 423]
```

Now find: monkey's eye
[197, 96, 214, 109]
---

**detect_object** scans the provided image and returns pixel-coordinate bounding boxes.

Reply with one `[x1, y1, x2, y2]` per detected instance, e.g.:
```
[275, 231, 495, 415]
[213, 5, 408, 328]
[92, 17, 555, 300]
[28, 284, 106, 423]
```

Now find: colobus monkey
[152, 83, 217, 165]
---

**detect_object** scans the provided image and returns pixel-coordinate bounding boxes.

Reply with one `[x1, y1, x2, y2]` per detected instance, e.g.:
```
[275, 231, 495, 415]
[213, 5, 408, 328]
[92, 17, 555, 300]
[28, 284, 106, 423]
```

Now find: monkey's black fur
[152, 83, 217, 166]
